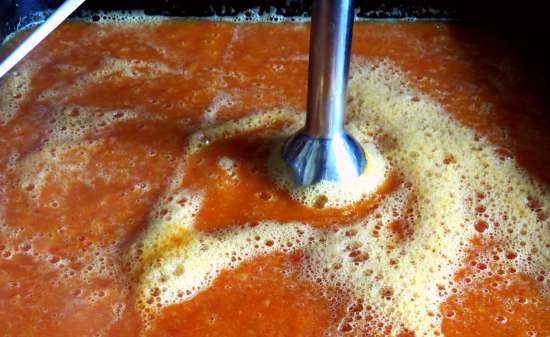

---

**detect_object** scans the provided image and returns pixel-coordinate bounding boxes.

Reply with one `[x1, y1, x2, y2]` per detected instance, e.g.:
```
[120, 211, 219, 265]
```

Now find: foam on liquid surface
[269, 137, 389, 208]
[1, 17, 548, 336]
[130, 59, 549, 336]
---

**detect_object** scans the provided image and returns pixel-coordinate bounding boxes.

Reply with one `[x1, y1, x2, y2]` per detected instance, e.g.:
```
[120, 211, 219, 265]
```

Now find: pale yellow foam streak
[133, 58, 549, 337]
[0, 61, 37, 126]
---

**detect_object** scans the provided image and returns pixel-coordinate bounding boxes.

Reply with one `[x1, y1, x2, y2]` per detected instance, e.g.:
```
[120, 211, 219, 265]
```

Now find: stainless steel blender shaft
[306, 0, 353, 138]
[282, 0, 366, 186]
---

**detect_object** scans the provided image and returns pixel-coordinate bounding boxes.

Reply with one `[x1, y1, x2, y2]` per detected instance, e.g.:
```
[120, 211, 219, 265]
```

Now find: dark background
[2, 0, 549, 35]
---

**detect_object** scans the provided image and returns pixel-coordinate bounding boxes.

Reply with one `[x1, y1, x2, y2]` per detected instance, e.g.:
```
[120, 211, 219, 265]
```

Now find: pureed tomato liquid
[0, 13, 549, 337]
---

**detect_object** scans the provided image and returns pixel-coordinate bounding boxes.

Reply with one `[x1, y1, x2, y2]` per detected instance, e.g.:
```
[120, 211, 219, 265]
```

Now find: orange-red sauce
[0, 20, 548, 337]
[182, 134, 398, 232]
[148, 253, 343, 337]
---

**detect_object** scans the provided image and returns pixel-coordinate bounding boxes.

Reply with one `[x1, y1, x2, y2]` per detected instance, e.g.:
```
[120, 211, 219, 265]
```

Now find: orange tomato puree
[0, 20, 548, 337]
[182, 134, 398, 232]
[148, 253, 343, 337]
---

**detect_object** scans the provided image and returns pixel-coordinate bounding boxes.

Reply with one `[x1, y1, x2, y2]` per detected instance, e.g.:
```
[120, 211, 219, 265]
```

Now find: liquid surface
[0, 19, 549, 337]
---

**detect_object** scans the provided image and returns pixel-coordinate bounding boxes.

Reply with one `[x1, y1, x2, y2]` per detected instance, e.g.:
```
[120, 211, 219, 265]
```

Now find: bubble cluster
[79, 10, 167, 26]
[202, 91, 234, 124]
[75, 9, 310, 26]
[212, 8, 309, 23]
[0, 64, 36, 126]
[268, 139, 389, 208]
[131, 59, 549, 336]
[2, 17, 548, 337]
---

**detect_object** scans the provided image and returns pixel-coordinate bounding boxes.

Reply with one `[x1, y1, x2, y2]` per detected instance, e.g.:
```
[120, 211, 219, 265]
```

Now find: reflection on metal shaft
[283, 0, 366, 186]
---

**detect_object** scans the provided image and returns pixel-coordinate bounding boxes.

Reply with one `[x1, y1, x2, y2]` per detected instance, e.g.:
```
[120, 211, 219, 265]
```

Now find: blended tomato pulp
[0, 19, 548, 337]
